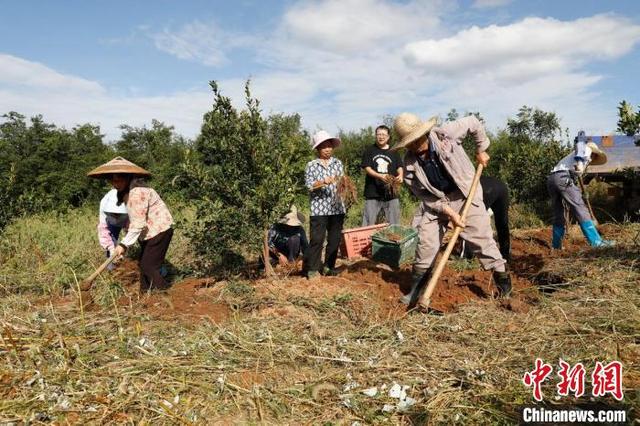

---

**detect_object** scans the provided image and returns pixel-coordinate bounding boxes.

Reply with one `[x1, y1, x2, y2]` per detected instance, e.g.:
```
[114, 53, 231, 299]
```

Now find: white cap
[100, 189, 128, 214]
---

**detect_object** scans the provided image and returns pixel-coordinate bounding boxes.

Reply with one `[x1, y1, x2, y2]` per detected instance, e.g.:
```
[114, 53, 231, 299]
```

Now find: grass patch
[0, 204, 197, 295]
[0, 208, 638, 423]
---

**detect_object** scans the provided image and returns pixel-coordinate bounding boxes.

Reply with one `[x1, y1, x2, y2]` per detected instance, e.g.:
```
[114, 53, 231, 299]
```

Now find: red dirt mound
[49, 224, 625, 322]
[111, 260, 229, 323]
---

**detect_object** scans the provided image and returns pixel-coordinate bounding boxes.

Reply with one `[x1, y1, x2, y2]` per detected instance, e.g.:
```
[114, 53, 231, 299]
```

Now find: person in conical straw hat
[392, 113, 511, 304]
[547, 131, 613, 249]
[88, 157, 174, 292]
[267, 205, 309, 266]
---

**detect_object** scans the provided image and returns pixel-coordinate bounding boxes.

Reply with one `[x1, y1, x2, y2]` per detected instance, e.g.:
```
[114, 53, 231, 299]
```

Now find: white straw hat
[311, 130, 341, 150]
[278, 205, 305, 227]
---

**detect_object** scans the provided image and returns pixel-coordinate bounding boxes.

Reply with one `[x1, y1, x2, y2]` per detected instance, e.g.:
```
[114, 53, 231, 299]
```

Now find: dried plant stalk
[336, 175, 357, 209]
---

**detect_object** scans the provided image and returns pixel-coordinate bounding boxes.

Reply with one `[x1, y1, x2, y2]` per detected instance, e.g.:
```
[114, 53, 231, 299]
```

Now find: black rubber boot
[401, 267, 431, 307]
[492, 270, 512, 298]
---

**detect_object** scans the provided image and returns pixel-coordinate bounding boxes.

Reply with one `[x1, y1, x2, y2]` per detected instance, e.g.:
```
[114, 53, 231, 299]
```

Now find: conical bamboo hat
[87, 157, 151, 178]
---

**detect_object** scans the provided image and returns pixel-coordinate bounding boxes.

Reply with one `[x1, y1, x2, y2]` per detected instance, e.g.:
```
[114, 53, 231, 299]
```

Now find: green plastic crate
[371, 225, 418, 268]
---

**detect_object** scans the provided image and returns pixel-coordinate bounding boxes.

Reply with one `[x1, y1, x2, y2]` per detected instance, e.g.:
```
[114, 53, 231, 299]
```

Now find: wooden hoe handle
[577, 175, 598, 226]
[80, 253, 118, 291]
[417, 164, 484, 310]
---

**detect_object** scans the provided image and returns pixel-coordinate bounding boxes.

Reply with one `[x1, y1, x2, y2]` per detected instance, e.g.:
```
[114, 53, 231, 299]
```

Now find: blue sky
[1, 0, 639, 141]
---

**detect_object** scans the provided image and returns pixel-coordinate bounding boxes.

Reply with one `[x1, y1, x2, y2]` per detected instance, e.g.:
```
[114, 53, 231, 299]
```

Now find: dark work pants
[139, 228, 173, 290]
[304, 214, 345, 273]
[480, 176, 511, 261]
[271, 235, 302, 263]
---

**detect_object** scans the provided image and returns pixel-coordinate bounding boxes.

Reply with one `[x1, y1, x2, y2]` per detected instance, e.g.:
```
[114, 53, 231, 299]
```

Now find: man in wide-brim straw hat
[392, 113, 511, 304]
[547, 131, 614, 249]
[88, 157, 174, 292]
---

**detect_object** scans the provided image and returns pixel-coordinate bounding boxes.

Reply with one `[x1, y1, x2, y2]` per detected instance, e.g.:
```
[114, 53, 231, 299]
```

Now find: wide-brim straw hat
[87, 156, 151, 178]
[278, 205, 305, 227]
[586, 141, 607, 166]
[391, 113, 438, 151]
[311, 130, 341, 150]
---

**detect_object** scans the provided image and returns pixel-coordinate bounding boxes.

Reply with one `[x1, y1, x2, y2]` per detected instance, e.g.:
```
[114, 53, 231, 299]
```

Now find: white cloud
[403, 15, 640, 77]
[0, 54, 103, 94]
[2, 4, 639, 144]
[471, 0, 512, 9]
[282, 0, 446, 54]
[151, 21, 235, 67]
[0, 54, 210, 141]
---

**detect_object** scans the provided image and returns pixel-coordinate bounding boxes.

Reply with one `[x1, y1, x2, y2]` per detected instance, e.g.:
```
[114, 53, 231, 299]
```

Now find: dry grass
[0, 213, 639, 424]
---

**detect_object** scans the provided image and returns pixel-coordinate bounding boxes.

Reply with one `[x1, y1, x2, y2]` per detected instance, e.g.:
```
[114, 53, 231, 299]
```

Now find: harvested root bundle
[337, 175, 358, 209]
[383, 174, 402, 198]
[378, 230, 403, 242]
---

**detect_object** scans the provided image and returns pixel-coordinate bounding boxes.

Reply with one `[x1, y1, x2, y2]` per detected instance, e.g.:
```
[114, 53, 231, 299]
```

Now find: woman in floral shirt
[302, 130, 346, 279]
[88, 157, 174, 292]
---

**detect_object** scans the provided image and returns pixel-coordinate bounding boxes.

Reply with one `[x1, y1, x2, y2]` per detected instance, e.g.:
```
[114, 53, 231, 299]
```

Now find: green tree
[334, 127, 376, 178]
[489, 106, 569, 217]
[179, 81, 310, 275]
[616, 100, 640, 137]
[445, 108, 486, 160]
[0, 113, 112, 230]
[506, 105, 562, 143]
[114, 120, 191, 196]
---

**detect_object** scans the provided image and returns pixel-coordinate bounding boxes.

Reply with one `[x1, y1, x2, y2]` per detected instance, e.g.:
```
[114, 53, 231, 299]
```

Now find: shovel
[79, 253, 118, 291]
[416, 164, 484, 311]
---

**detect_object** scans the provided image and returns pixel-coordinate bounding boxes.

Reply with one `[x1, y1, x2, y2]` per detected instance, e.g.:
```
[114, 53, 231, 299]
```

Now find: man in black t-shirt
[361, 125, 404, 226]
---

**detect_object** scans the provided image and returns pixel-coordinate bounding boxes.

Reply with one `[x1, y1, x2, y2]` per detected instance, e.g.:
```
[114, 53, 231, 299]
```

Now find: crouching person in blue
[268, 205, 308, 265]
[547, 131, 614, 249]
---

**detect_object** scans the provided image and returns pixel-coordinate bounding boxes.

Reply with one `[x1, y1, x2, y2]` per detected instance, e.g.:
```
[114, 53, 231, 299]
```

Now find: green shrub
[179, 81, 311, 276]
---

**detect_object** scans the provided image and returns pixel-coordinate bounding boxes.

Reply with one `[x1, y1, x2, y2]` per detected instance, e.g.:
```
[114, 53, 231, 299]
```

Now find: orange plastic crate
[340, 223, 389, 259]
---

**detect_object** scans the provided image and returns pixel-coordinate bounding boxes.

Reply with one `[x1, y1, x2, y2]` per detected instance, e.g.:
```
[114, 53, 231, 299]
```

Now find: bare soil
[52, 224, 624, 323]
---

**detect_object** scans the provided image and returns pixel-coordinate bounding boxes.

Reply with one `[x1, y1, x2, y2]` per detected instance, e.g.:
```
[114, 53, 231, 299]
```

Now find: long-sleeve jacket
[120, 187, 174, 247]
[403, 116, 489, 215]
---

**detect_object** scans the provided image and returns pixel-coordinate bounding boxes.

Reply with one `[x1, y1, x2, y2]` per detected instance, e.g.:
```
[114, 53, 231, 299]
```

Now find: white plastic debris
[343, 381, 359, 392]
[362, 387, 378, 397]
[388, 383, 409, 400]
[56, 397, 71, 410]
[383, 382, 415, 413]
[340, 395, 354, 408]
[396, 396, 416, 412]
[382, 404, 395, 413]
[395, 330, 405, 342]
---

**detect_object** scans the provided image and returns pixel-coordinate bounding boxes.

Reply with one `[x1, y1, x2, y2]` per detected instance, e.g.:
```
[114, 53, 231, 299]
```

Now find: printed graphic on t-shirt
[361, 145, 402, 200]
[374, 155, 391, 174]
